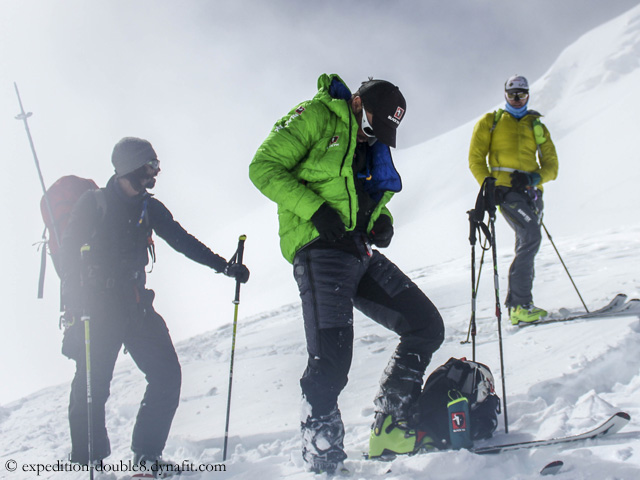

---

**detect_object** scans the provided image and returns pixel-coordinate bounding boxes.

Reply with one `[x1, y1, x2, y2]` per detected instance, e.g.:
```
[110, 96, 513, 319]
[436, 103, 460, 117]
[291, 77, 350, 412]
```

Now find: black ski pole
[14, 82, 57, 299]
[462, 180, 492, 353]
[483, 178, 509, 434]
[465, 209, 479, 359]
[80, 244, 95, 480]
[488, 215, 509, 434]
[222, 235, 247, 462]
[462, 234, 488, 356]
[541, 221, 589, 313]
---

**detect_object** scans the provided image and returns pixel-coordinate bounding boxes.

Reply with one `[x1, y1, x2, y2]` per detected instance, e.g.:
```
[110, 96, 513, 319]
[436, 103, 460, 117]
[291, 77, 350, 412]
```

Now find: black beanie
[112, 137, 158, 176]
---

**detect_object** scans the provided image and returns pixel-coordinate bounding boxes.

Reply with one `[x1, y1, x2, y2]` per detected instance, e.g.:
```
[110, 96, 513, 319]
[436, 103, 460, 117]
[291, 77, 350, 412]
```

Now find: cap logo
[394, 107, 405, 121]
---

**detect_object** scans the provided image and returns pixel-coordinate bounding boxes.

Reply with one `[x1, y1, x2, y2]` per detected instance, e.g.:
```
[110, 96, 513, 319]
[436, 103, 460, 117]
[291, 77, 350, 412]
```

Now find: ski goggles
[147, 159, 160, 170]
[361, 105, 376, 138]
[506, 91, 529, 100]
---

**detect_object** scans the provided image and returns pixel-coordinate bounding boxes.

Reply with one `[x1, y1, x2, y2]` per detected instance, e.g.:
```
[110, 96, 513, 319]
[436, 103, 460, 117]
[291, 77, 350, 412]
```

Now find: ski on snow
[471, 411, 630, 454]
[517, 294, 640, 327]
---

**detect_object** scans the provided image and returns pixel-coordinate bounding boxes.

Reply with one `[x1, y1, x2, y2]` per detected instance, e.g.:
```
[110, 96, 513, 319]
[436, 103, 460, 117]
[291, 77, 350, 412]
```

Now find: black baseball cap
[357, 79, 406, 148]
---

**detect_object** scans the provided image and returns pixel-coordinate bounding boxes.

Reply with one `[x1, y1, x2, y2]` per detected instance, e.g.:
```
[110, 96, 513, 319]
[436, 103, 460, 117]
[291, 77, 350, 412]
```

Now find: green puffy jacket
[249, 73, 402, 263]
[469, 110, 558, 190]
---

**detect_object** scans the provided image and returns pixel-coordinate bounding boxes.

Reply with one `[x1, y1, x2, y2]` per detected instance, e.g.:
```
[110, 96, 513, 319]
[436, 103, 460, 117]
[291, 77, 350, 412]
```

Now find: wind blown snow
[2, 5, 640, 480]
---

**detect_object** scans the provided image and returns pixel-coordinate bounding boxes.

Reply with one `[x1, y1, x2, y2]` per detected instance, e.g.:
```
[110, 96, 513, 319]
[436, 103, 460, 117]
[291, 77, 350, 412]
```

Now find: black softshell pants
[293, 242, 445, 421]
[66, 288, 181, 463]
[499, 188, 544, 308]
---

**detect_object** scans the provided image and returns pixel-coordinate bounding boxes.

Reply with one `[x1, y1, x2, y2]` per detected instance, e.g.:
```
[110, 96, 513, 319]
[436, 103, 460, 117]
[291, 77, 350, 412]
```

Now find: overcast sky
[1, 0, 638, 404]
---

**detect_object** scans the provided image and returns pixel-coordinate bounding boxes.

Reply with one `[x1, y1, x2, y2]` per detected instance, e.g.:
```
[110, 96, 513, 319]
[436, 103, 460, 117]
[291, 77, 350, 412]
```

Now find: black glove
[510, 171, 541, 191]
[224, 262, 250, 283]
[510, 171, 530, 190]
[310, 203, 345, 243]
[370, 215, 394, 248]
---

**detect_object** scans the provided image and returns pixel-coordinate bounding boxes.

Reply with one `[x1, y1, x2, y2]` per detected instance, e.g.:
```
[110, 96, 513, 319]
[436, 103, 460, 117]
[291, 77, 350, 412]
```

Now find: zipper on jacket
[340, 106, 354, 229]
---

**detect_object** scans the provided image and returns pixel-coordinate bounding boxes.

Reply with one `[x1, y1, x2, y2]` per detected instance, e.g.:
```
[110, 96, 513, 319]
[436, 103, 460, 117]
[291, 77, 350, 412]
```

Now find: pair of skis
[373, 412, 630, 476]
[471, 411, 630, 454]
[474, 411, 631, 476]
[517, 293, 640, 327]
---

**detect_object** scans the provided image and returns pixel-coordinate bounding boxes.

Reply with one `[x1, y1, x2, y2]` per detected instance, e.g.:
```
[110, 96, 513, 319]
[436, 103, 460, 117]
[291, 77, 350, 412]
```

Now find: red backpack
[39, 176, 100, 297]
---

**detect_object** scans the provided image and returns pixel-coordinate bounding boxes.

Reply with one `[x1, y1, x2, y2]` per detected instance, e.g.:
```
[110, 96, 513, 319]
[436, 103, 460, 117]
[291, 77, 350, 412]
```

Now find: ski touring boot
[301, 406, 349, 475]
[368, 412, 434, 459]
[509, 304, 548, 325]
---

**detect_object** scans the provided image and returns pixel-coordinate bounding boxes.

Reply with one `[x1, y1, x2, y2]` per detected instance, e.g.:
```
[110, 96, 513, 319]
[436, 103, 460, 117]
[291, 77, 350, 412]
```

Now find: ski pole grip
[236, 234, 246, 265]
[483, 177, 497, 216]
[233, 235, 246, 303]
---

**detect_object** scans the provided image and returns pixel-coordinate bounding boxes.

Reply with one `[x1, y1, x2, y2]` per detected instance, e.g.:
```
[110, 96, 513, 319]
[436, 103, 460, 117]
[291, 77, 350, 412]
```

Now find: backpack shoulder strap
[93, 188, 107, 218]
[490, 109, 504, 133]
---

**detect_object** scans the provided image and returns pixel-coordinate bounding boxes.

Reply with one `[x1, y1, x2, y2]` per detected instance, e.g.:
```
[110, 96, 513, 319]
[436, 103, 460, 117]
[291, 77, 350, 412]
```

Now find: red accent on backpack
[40, 176, 98, 275]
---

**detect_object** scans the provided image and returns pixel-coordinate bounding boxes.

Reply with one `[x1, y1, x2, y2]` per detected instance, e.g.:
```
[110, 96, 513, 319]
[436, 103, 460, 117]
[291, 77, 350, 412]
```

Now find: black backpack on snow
[414, 357, 501, 449]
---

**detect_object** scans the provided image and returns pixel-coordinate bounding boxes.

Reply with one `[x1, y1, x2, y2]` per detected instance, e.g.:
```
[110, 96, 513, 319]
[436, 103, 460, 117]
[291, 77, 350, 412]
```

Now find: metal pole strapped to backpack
[14, 82, 58, 299]
[222, 235, 247, 462]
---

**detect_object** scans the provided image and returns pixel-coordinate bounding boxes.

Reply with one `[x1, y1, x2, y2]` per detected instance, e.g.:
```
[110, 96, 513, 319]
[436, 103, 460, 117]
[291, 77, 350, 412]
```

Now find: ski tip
[540, 460, 563, 476]
[615, 412, 631, 421]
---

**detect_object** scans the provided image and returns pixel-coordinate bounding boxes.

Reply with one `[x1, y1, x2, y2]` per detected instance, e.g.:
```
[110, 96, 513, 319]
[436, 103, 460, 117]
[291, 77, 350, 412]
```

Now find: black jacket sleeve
[149, 198, 228, 272]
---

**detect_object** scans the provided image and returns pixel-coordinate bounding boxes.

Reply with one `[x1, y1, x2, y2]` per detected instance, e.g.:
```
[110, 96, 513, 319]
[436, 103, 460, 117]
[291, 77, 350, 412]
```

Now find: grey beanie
[112, 137, 158, 176]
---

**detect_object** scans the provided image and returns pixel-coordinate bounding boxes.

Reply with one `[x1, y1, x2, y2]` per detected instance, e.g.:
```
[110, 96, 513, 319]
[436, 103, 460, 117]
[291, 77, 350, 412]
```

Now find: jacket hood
[314, 74, 353, 122]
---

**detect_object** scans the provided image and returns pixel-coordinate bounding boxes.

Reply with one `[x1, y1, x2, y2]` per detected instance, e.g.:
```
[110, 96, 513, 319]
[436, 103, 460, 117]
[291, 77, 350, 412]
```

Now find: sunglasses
[147, 159, 160, 170]
[361, 105, 376, 138]
[506, 91, 529, 101]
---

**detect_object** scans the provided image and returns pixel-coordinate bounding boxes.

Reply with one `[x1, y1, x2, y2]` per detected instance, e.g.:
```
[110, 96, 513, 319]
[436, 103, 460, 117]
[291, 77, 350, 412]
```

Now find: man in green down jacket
[250, 74, 444, 473]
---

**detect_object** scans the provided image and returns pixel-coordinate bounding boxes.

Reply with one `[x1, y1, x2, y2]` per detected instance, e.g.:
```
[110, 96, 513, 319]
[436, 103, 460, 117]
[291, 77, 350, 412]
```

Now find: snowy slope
[1, 228, 639, 480]
[3, 4, 640, 480]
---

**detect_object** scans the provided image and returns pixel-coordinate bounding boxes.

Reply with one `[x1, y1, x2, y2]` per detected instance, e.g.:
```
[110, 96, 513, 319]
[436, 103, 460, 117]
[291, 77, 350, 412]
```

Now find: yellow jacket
[468, 110, 558, 189]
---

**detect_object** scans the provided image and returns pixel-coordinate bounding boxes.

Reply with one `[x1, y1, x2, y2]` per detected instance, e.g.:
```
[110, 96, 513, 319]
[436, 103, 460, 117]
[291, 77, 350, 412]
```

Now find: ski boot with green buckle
[509, 304, 548, 325]
[368, 413, 435, 459]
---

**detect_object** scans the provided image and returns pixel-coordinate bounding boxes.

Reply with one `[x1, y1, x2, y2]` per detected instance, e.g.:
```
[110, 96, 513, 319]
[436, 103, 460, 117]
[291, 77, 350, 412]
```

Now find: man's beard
[142, 176, 157, 190]
[130, 172, 157, 193]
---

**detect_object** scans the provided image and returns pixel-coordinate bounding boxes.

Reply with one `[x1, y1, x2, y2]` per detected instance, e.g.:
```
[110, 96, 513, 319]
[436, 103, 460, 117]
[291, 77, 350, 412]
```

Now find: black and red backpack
[414, 357, 501, 449]
[38, 175, 101, 298]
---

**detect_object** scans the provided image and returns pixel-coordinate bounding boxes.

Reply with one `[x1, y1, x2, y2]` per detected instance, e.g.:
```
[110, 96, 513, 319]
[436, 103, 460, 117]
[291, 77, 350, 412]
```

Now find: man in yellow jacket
[468, 75, 558, 324]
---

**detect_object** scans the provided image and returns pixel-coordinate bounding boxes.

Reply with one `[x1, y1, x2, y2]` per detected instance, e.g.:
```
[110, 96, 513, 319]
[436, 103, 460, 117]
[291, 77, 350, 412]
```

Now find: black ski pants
[499, 188, 544, 308]
[293, 243, 444, 420]
[66, 288, 181, 463]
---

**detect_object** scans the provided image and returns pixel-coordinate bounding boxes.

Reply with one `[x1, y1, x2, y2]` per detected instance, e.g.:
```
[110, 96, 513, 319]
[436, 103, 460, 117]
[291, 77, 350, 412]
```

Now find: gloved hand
[370, 215, 394, 248]
[510, 171, 541, 190]
[224, 262, 250, 283]
[311, 203, 345, 243]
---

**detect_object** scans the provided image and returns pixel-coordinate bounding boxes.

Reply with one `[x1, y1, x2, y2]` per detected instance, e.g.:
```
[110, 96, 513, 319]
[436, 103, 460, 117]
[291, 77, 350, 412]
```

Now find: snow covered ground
[2, 4, 640, 480]
[1, 226, 639, 480]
